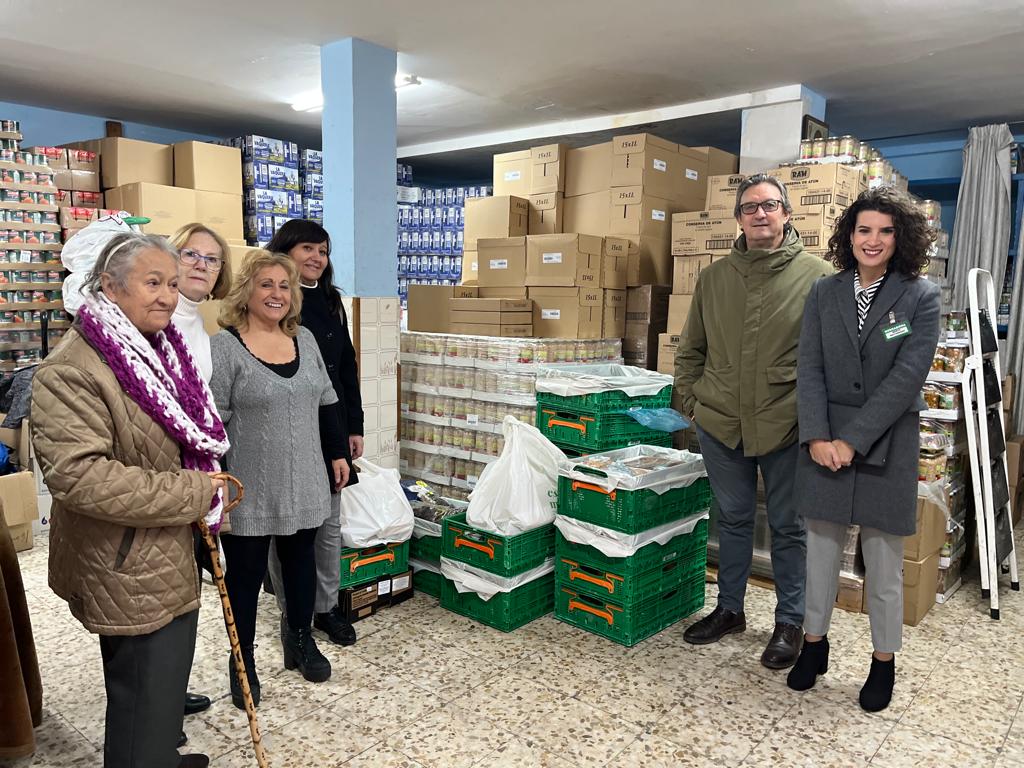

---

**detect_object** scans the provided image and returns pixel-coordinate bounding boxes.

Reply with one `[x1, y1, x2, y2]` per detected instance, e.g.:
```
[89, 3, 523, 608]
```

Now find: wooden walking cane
[197, 473, 270, 768]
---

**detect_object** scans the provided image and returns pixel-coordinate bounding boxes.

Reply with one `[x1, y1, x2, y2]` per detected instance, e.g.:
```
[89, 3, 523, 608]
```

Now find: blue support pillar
[321, 38, 397, 296]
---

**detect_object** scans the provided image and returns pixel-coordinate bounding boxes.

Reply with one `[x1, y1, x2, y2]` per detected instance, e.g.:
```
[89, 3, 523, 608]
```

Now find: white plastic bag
[466, 416, 564, 535]
[339, 458, 415, 547]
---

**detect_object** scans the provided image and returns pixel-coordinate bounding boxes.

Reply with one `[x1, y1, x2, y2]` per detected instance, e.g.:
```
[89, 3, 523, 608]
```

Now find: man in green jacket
[675, 173, 832, 669]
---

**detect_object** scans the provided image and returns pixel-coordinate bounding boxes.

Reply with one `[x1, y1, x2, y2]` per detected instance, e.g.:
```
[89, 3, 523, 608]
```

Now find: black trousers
[99, 609, 198, 768]
[220, 528, 318, 648]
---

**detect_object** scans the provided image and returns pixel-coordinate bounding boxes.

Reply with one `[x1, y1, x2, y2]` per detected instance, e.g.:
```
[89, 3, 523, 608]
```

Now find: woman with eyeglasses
[165, 224, 232, 737]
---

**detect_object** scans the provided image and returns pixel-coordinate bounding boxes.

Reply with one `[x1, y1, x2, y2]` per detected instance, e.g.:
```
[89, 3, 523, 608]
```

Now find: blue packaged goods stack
[226, 134, 302, 247]
[396, 162, 491, 307]
[300, 149, 323, 225]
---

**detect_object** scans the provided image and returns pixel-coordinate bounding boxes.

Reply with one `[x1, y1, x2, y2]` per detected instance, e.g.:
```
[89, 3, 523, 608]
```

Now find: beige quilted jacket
[31, 329, 214, 636]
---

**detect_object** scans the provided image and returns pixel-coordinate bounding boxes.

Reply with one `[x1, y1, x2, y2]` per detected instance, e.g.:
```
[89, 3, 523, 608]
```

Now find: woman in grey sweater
[210, 250, 349, 710]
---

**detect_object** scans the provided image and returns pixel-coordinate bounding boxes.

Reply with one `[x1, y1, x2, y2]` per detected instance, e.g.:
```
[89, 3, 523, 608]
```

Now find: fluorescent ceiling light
[291, 74, 421, 111]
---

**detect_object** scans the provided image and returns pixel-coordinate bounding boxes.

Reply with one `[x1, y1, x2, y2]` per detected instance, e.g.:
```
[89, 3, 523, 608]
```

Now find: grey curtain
[1006, 211, 1024, 435]
[948, 124, 1014, 312]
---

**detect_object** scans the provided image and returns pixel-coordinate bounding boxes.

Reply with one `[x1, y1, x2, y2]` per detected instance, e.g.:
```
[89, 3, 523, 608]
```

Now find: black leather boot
[314, 607, 357, 646]
[178, 754, 210, 768]
[859, 655, 895, 712]
[282, 626, 332, 683]
[683, 605, 746, 645]
[228, 645, 260, 711]
[786, 636, 829, 691]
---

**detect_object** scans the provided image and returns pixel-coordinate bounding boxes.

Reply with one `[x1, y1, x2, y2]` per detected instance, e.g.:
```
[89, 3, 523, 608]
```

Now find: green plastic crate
[557, 474, 712, 534]
[410, 533, 442, 563]
[555, 520, 708, 604]
[554, 572, 705, 646]
[536, 384, 672, 415]
[440, 571, 554, 632]
[441, 512, 555, 577]
[537, 405, 673, 451]
[338, 541, 409, 589]
[413, 568, 443, 599]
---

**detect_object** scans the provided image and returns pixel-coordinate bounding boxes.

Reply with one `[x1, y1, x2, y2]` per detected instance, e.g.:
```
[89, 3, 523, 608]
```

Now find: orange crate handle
[454, 536, 495, 559]
[571, 480, 616, 501]
[547, 417, 587, 435]
[568, 567, 616, 594]
[568, 598, 615, 625]
[350, 550, 395, 573]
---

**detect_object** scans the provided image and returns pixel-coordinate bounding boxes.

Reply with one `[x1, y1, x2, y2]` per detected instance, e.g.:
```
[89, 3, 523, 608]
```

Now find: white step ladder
[960, 267, 1019, 619]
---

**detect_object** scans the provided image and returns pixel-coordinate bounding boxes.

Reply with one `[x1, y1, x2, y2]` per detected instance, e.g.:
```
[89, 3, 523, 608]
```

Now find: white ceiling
[2, 0, 1022, 156]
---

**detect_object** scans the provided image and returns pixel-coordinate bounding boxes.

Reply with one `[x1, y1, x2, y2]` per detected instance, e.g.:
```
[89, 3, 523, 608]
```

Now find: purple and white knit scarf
[76, 293, 230, 532]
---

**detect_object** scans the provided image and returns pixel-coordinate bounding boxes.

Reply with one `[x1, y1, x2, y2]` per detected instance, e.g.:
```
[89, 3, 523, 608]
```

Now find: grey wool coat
[796, 269, 941, 535]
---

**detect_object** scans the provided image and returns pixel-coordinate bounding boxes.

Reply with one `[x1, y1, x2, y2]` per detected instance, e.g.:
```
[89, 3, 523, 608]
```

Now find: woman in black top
[265, 220, 364, 647]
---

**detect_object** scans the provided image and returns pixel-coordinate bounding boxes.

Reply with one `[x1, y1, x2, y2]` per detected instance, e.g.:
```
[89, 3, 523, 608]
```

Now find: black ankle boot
[229, 645, 260, 711]
[859, 655, 895, 712]
[282, 626, 332, 683]
[786, 636, 829, 691]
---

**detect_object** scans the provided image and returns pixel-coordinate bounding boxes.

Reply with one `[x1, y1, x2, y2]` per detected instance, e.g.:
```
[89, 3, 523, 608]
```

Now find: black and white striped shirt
[854, 271, 886, 333]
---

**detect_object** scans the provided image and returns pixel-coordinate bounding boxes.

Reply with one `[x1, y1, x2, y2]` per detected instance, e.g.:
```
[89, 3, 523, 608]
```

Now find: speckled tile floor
[5, 526, 1024, 768]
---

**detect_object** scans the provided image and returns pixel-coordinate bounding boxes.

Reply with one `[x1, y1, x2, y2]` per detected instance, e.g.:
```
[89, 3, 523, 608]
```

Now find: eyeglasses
[738, 199, 784, 216]
[179, 248, 223, 272]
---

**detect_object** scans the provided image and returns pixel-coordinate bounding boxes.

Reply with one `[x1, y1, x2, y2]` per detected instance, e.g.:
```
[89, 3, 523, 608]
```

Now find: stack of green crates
[410, 518, 444, 598]
[439, 512, 556, 632]
[338, 541, 410, 589]
[535, 372, 674, 455]
[553, 448, 712, 646]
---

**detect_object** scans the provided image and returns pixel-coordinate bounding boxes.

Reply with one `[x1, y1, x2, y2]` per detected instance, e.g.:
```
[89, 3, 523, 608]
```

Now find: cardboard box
[1006, 435, 1024, 488]
[791, 206, 843, 251]
[611, 133, 682, 201]
[602, 289, 626, 338]
[675, 146, 711, 211]
[8, 521, 32, 552]
[477, 237, 527, 287]
[0, 471, 37, 527]
[384, 569, 414, 607]
[449, 323, 534, 338]
[68, 137, 174, 189]
[525, 233, 603, 288]
[625, 235, 673, 287]
[104, 183, 196, 236]
[773, 164, 867, 210]
[565, 142, 613, 198]
[626, 285, 671, 325]
[449, 310, 533, 325]
[531, 144, 566, 194]
[449, 297, 531, 313]
[26, 146, 67, 170]
[602, 241, 628, 290]
[67, 149, 98, 172]
[657, 333, 680, 375]
[71, 191, 103, 208]
[667, 293, 693, 335]
[609, 188, 679, 240]
[671, 211, 740, 256]
[563, 191, 610, 237]
[905, 497, 949, 561]
[59, 206, 97, 228]
[476, 287, 529, 299]
[528, 192, 564, 235]
[528, 287, 603, 339]
[835, 574, 865, 613]
[705, 174, 746, 212]
[493, 149, 532, 197]
[672, 254, 713, 295]
[1003, 375, 1015, 408]
[406, 284, 478, 333]
[339, 580, 381, 623]
[174, 141, 243, 194]
[460, 250, 478, 285]
[195, 191, 244, 243]
[0, 417, 32, 472]
[902, 551, 940, 626]
[693, 146, 740, 175]
[464, 196, 529, 251]
[70, 170, 99, 192]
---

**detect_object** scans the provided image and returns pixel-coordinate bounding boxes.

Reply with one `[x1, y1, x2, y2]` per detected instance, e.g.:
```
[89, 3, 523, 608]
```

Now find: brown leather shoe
[761, 622, 803, 669]
[683, 606, 746, 645]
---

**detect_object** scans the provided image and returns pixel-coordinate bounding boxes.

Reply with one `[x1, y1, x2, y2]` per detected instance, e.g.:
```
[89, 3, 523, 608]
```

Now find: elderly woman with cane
[31, 233, 229, 768]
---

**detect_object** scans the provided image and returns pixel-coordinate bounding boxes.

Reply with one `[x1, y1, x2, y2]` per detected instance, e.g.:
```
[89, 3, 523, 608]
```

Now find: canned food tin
[35, 173, 53, 187]
[0, 311, 13, 324]
[0, 120, 19, 133]
[41, 211, 57, 225]
[30, 291, 46, 303]
[20, 171, 35, 185]
[19, 250, 35, 263]
[20, 211, 39, 225]
[825, 136, 840, 157]
[47, 271, 61, 283]
[838, 135, 858, 157]
[0, 168, 19, 183]
[13, 290, 32, 303]
[0, 352, 12, 362]
[799, 139, 814, 161]
[0, 149, 13, 163]
[32, 154, 47, 167]
[39, 193, 56, 205]
[867, 160, 886, 184]
[1, 189, 18, 202]
[19, 191, 34, 204]
[0, 231, 8, 244]
[0, 139, 18, 152]
[47, 289, 61, 301]
[14, 270, 32, 283]
[811, 138, 826, 159]
[41, 231, 58, 244]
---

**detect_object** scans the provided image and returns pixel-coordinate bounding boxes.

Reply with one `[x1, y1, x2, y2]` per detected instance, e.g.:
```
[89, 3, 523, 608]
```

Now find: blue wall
[0, 101, 218, 147]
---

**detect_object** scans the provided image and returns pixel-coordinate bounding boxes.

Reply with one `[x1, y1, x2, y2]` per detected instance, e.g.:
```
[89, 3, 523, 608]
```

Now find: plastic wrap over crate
[410, 557, 442, 575]
[440, 556, 555, 601]
[558, 446, 707, 495]
[555, 511, 709, 558]
[413, 518, 442, 539]
[536, 364, 671, 397]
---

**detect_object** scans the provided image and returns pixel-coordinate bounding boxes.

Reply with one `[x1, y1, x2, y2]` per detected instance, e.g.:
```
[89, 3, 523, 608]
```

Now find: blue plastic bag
[625, 408, 690, 433]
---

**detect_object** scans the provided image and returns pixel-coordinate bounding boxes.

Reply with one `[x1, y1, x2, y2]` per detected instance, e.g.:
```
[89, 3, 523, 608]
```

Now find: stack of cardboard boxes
[26, 146, 101, 211]
[771, 164, 866, 257]
[300, 149, 323, 224]
[53, 138, 245, 243]
[230, 134, 302, 247]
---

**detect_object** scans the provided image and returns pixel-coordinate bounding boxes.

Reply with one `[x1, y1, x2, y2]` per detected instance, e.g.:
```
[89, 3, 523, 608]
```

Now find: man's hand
[349, 435, 364, 461]
[809, 440, 842, 472]
[832, 439, 855, 467]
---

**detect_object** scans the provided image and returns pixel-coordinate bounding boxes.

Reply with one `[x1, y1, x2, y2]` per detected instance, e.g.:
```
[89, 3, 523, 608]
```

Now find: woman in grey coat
[786, 188, 940, 712]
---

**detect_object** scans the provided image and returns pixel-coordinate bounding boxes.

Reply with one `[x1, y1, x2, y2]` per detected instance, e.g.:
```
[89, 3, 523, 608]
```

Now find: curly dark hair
[827, 186, 935, 276]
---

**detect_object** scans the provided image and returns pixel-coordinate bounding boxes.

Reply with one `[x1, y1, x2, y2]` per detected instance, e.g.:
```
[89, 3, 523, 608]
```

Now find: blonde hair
[167, 222, 233, 300]
[217, 250, 302, 337]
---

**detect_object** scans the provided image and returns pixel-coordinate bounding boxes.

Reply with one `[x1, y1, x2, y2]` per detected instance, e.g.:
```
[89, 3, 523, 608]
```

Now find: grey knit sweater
[210, 326, 338, 536]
